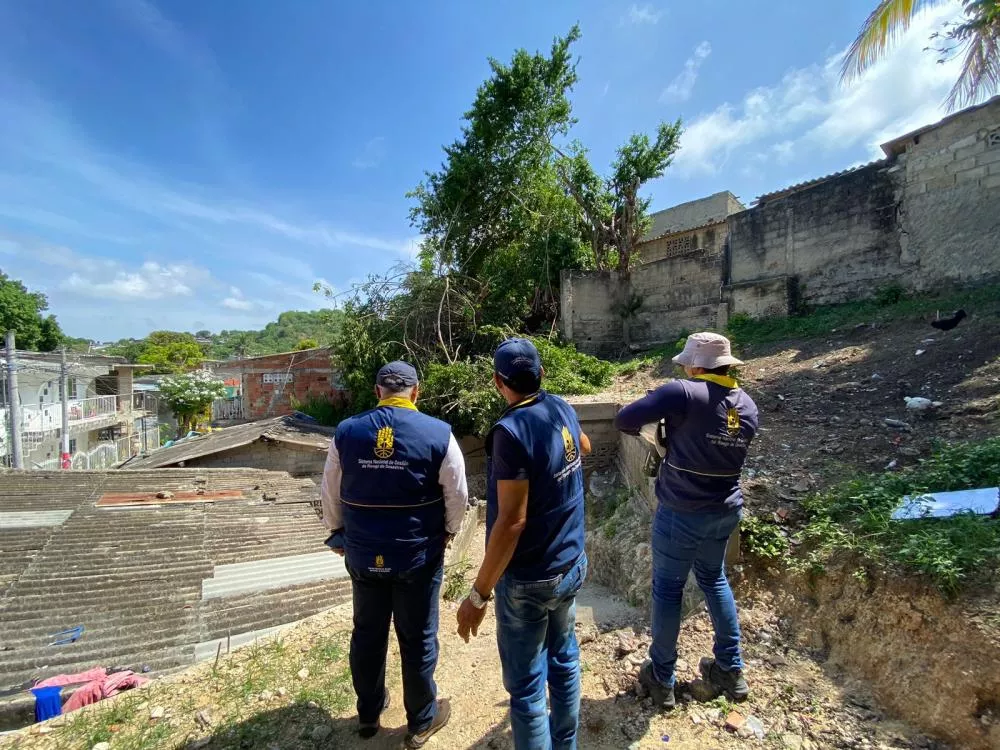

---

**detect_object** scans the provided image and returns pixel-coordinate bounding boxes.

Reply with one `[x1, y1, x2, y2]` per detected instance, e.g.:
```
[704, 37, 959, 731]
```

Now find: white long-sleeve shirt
[320, 432, 469, 535]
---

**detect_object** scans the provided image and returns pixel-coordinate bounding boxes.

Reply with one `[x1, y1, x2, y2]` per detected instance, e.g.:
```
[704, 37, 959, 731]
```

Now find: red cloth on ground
[34, 667, 108, 689]
[61, 671, 150, 713]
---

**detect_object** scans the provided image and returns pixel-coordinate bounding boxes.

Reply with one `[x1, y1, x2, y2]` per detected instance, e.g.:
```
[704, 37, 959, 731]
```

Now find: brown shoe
[403, 698, 451, 749]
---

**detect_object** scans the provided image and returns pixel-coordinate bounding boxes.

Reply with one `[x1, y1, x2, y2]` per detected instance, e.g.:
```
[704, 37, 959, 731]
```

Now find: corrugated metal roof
[201, 551, 346, 600]
[754, 160, 886, 204]
[0, 510, 75, 528]
[121, 415, 334, 469]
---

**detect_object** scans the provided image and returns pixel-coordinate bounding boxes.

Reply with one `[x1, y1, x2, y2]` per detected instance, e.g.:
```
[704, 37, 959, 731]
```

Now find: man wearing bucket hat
[614, 332, 759, 708]
[320, 361, 468, 747]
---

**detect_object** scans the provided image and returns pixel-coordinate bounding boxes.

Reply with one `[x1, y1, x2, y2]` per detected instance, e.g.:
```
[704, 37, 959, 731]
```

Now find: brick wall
[214, 349, 346, 422]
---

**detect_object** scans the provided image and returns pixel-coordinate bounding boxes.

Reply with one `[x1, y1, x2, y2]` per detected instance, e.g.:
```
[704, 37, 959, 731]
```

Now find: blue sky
[0, 0, 968, 340]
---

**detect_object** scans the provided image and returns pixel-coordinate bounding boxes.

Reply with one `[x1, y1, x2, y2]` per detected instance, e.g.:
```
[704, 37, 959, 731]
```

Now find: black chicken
[930, 309, 967, 331]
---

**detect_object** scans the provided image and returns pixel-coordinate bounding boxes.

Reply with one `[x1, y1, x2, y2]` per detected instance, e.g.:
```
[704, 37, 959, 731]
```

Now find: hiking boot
[699, 657, 749, 702]
[638, 660, 676, 710]
[358, 692, 391, 739]
[404, 698, 451, 749]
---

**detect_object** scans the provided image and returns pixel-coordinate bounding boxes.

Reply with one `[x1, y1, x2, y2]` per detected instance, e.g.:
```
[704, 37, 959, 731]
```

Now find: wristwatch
[468, 586, 492, 610]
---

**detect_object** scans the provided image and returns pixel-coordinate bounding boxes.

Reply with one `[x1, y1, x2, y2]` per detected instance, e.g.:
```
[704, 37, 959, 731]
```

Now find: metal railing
[212, 396, 247, 422]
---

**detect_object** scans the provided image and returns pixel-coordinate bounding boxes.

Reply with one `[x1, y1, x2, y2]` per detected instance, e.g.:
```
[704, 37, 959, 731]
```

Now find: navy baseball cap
[493, 338, 542, 382]
[376, 361, 419, 388]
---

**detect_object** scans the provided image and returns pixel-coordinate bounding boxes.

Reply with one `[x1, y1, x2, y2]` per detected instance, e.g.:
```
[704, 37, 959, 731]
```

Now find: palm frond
[841, 0, 931, 82]
[945, 4, 1000, 109]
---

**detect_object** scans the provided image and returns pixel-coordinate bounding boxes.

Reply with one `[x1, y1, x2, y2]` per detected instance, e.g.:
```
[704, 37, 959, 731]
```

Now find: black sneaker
[699, 657, 749, 702]
[404, 698, 451, 749]
[358, 692, 391, 739]
[638, 660, 676, 710]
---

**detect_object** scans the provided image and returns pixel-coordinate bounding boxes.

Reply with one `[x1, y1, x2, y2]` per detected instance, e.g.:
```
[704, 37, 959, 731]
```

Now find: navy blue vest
[657, 378, 759, 513]
[486, 391, 586, 581]
[336, 404, 451, 575]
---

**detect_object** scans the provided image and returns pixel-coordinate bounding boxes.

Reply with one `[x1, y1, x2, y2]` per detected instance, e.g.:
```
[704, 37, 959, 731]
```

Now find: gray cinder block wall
[562, 97, 1000, 352]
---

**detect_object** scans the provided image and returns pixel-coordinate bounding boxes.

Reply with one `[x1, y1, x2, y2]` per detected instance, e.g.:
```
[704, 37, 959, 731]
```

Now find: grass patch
[442, 560, 473, 602]
[741, 514, 790, 560]
[795, 437, 1000, 595]
[15, 631, 355, 750]
[727, 283, 1000, 348]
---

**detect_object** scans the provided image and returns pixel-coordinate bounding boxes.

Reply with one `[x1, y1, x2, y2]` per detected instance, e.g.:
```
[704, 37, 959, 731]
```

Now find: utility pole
[60, 347, 70, 470]
[4, 331, 24, 469]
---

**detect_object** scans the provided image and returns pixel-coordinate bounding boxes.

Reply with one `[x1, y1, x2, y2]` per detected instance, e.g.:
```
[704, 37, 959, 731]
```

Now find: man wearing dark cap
[457, 338, 591, 750]
[321, 361, 468, 747]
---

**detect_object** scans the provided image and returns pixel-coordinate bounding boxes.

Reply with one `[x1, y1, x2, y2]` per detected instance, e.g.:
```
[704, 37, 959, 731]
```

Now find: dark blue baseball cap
[493, 338, 542, 382]
[376, 361, 419, 388]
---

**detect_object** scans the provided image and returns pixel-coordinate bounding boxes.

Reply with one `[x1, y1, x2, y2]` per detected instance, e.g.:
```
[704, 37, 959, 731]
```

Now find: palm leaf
[945, 1, 1000, 109]
[841, 0, 932, 81]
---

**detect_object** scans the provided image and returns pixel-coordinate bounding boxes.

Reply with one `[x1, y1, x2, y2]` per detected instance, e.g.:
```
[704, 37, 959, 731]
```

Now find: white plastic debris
[904, 397, 942, 411]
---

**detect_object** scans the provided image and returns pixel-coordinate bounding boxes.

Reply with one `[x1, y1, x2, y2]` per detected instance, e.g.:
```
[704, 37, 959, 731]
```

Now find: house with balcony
[0, 350, 159, 469]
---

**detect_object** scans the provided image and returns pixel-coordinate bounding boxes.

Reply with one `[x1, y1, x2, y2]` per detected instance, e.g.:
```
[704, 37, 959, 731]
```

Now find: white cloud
[624, 4, 663, 25]
[352, 136, 387, 169]
[61, 261, 207, 300]
[661, 42, 712, 103]
[672, 3, 964, 177]
[221, 285, 255, 310]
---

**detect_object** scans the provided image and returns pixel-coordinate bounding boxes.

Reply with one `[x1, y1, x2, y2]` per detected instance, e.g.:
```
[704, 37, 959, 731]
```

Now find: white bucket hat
[672, 332, 743, 369]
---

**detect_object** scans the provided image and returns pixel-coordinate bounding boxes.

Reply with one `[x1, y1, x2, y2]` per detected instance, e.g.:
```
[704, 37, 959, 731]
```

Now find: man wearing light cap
[321, 361, 468, 747]
[614, 332, 759, 709]
[457, 338, 592, 750]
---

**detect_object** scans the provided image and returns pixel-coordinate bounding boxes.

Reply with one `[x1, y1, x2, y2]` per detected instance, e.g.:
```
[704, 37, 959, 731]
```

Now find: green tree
[842, 0, 1000, 110]
[556, 120, 682, 275]
[409, 27, 590, 331]
[295, 338, 319, 350]
[137, 331, 204, 373]
[0, 270, 64, 351]
[159, 371, 227, 436]
[106, 338, 146, 362]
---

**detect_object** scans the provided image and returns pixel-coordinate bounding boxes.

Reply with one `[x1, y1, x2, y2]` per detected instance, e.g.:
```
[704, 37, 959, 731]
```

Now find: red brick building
[210, 347, 346, 423]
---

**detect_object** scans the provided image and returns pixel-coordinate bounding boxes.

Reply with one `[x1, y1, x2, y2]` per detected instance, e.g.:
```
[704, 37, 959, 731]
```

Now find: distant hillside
[104, 309, 345, 367]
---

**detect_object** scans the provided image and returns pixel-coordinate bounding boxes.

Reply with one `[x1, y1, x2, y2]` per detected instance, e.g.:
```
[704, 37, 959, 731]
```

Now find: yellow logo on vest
[374, 426, 395, 459]
[375, 554, 384, 568]
[726, 408, 741, 436]
[561, 426, 578, 463]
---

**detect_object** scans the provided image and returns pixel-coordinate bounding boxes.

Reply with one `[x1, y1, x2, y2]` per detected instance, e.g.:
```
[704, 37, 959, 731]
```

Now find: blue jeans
[347, 556, 443, 733]
[495, 555, 588, 750]
[650, 505, 743, 687]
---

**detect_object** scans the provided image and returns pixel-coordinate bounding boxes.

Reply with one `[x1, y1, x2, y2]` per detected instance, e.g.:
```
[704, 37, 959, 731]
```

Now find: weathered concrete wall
[630, 249, 727, 346]
[561, 101, 1000, 348]
[560, 270, 624, 358]
[180, 440, 328, 476]
[728, 162, 904, 307]
[895, 99, 1000, 287]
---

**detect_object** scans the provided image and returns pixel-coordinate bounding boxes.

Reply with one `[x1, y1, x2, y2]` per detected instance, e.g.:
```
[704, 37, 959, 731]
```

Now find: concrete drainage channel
[578, 415, 999, 750]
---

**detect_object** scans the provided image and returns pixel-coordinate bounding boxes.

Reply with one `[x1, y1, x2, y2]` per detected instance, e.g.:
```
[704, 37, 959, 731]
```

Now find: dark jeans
[650, 504, 743, 687]
[495, 555, 587, 750]
[347, 557, 443, 733]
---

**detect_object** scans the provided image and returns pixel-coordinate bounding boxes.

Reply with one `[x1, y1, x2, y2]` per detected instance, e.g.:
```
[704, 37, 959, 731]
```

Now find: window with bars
[262, 372, 294, 385]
